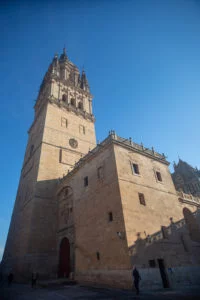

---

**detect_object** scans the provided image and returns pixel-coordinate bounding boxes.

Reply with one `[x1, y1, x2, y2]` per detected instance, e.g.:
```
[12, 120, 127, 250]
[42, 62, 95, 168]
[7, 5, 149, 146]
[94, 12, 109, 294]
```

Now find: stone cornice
[59, 131, 169, 185]
[112, 133, 168, 165]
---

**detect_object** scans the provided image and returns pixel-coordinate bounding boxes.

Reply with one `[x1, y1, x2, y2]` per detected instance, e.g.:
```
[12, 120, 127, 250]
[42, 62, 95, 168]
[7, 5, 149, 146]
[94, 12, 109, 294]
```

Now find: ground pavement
[1, 283, 200, 300]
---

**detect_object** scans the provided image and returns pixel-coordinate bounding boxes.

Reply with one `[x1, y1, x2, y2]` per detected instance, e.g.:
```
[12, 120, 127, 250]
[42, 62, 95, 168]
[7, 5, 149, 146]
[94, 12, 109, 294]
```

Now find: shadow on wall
[129, 208, 200, 289]
[0, 177, 61, 283]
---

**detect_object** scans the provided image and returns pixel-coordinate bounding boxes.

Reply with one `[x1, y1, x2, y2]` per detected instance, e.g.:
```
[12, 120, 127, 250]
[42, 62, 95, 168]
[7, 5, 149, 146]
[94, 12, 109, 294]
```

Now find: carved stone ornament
[69, 138, 78, 149]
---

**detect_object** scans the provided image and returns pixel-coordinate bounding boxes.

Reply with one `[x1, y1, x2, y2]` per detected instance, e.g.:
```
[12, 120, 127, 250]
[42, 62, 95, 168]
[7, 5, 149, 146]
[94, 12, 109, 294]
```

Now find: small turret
[173, 161, 177, 170]
[78, 74, 81, 86]
[80, 70, 90, 92]
[59, 47, 68, 62]
[51, 53, 59, 75]
[38, 53, 59, 97]
[52, 53, 59, 65]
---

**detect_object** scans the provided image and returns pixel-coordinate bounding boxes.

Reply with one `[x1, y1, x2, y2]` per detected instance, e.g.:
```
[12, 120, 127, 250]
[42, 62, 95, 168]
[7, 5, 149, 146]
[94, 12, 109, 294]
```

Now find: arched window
[62, 94, 67, 102]
[78, 102, 83, 110]
[71, 98, 75, 106]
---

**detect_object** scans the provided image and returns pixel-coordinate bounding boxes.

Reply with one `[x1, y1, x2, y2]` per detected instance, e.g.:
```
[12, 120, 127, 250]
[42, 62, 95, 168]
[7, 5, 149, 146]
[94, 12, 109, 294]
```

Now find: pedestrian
[132, 265, 141, 295]
[8, 273, 14, 286]
[31, 272, 38, 288]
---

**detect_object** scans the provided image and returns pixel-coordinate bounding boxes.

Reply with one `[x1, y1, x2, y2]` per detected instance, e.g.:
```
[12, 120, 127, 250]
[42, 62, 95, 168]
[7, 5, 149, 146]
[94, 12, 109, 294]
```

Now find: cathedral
[1, 49, 200, 289]
[172, 159, 200, 197]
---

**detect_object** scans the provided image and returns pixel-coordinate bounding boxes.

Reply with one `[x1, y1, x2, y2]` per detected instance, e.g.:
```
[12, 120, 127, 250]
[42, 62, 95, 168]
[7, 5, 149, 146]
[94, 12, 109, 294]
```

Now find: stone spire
[80, 70, 90, 92]
[173, 161, 177, 170]
[38, 53, 59, 97]
[52, 53, 59, 74]
[59, 47, 68, 62]
[38, 50, 91, 101]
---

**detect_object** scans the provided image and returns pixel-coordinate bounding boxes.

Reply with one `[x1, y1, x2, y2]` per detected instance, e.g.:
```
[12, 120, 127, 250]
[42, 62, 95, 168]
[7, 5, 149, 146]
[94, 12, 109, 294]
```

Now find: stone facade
[1, 49, 96, 280]
[58, 133, 200, 289]
[1, 50, 200, 289]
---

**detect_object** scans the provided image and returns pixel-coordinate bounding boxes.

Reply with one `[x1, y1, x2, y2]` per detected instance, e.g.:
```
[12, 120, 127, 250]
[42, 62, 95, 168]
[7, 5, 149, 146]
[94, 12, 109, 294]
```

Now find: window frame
[84, 176, 88, 187]
[138, 193, 146, 206]
[62, 94, 67, 102]
[78, 101, 83, 110]
[96, 252, 100, 260]
[108, 212, 113, 222]
[79, 124, 86, 135]
[130, 161, 141, 176]
[61, 117, 68, 128]
[155, 170, 163, 183]
[97, 166, 104, 180]
[71, 98, 76, 106]
[132, 163, 140, 175]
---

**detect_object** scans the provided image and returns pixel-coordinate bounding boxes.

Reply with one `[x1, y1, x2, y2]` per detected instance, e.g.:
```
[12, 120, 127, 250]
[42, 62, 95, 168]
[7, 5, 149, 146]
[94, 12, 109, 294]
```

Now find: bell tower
[35, 48, 96, 180]
[1, 49, 96, 279]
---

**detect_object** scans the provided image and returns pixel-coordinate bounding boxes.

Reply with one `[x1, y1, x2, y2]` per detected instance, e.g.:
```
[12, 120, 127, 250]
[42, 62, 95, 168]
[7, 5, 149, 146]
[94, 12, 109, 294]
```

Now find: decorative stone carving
[69, 138, 78, 149]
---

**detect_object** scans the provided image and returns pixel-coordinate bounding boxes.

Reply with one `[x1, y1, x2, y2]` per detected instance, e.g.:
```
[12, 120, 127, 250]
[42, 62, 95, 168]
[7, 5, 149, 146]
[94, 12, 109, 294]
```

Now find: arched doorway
[58, 237, 70, 278]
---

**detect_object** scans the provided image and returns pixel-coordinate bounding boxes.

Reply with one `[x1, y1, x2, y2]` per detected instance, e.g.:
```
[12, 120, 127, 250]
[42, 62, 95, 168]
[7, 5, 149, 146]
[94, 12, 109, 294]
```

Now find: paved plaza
[1, 283, 200, 300]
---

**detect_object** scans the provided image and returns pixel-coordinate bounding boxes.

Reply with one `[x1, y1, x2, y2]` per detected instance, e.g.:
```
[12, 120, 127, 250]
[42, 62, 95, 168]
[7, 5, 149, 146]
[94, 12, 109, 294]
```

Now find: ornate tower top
[34, 49, 94, 122]
[39, 48, 90, 94]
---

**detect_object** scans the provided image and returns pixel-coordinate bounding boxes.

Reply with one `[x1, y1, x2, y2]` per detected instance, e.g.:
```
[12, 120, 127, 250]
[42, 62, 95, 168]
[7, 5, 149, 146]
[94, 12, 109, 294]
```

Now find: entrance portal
[157, 259, 170, 288]
[58, 237, 70, 278]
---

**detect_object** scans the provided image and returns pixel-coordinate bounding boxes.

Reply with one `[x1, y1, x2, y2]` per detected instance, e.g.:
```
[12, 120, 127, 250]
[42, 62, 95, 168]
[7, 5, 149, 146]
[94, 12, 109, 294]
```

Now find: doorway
[157, 259, 170, 288]
[58, 237, 70, 278]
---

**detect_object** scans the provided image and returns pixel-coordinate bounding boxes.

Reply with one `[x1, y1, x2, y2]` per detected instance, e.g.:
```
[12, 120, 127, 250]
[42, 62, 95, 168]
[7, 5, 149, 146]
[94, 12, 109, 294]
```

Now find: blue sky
[1, 0, 200, 260]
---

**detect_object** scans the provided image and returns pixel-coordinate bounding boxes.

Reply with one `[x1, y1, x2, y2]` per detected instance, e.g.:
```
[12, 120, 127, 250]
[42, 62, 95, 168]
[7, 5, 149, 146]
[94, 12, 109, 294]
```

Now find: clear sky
[1, 0, 200, 260]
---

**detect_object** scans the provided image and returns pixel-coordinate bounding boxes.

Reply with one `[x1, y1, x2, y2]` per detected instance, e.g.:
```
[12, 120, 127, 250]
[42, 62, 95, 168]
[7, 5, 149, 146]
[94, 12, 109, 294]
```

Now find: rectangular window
[97, 166, 103, 179]
[156, 171, 162, 182]
[149, 260, 156, 268]
[132, 163, 140, 175]
[79, 125, 86, 134]
[84, 176, 88, 187]
[59, 149, 62, 163]
[96, 252, 100, 260]
[138, 193, 146, 206]
[61, 117, 68, 128]
[108, 212, 113, 222]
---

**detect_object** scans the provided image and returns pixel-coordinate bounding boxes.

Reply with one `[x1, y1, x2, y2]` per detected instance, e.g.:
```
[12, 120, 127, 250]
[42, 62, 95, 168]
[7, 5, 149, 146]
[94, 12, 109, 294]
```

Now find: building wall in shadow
[129, 209, 200, 288]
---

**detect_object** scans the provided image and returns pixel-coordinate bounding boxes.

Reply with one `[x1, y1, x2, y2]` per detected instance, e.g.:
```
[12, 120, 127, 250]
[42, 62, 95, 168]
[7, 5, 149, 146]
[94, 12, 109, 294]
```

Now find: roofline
[59, 131, 169, 184]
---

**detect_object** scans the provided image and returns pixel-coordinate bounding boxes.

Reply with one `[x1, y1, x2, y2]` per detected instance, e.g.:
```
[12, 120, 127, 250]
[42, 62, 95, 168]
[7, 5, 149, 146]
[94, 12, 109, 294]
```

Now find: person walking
[132, 266, 141, 295]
